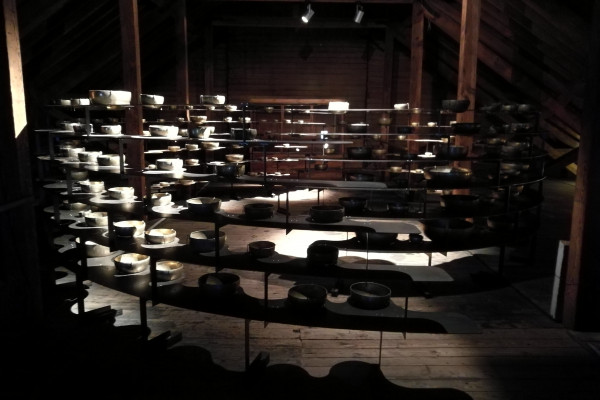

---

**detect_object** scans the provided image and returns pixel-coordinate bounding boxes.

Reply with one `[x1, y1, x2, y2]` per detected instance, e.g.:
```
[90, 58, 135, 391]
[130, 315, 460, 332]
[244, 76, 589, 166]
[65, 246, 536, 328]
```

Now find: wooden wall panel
[213, 28, 374, 108]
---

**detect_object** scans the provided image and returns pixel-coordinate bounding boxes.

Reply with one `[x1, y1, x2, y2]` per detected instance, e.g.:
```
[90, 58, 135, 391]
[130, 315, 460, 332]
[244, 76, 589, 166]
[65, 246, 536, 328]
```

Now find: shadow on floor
[2, 282, 473, 400]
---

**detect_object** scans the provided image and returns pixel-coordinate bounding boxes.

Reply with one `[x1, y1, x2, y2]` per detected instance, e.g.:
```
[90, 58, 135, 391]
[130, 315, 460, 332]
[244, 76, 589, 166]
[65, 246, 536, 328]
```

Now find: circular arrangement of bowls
[113, 220, 145, 237]
[244, 203, 274, 219]
[84, 211, 108, 227]
[347, 147, 371, 160]
[149, 125, 179, 138]
[79, 180, 105, 193]
[355, 231, 398, 247]
[306, 243, 339, 268]
[248, 241, 276, 258]
[145, 228, 177, 244]
[113, 253, 150, 274]
[338, 197, 367, 215]
[89, 90, 132, 105]
[189, 230, 227, 253]
[107, 186, 135, 200]
[348, 281, 392, 310]
[186, 197, 222, 215]
[156, 158, 184, 171]
[155, 259, 184, 281]
[151, 192, 172, 206]
[309, 205, 344, 223]
[424, 166, 472, 188]
[198, 272, 240, 297]
[440, 194, 480, 212]
[422, 219, 475, 242]
[287, 284, 328, 311]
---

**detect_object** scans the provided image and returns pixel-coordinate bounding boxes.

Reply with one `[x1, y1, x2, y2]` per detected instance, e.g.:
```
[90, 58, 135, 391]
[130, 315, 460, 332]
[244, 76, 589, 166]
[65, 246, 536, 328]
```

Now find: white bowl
[113, 220, 146, 237]
[84, 211, 108, 227]
[225, 153, 244, 163]
[107, 186, 135, 200]
[151, 192, 172, 206]
[89, 90, 132, 105]
[140, 94, 165, 105]
[79, 180, 105, 193]
[185, 143, 199, 151]
[156, 259, 184, 281]
[71, 98, 90, 106]
[200, 95, 225, 105]
[201, 142, 219, 150]
[67, 169, 88, 180]
[77, 151, 102, 163]
[156, 158, 184, 171]
[58, 121, 78, 131]
[97, 154, 124, 166]
[394, 103, 409, 110]
[184, 158, 199, 166]
[224, 104, 237, 111]
[100, 125, 122, 135]
[113, 253, 150, 274]
[190, 115, 207, 124]
[67, 147, 86, 158]
[189, 126, 215, 139]
[145, 228, 177, 244]
[149, 125, 179, 138]
[168, 145, 181, 152]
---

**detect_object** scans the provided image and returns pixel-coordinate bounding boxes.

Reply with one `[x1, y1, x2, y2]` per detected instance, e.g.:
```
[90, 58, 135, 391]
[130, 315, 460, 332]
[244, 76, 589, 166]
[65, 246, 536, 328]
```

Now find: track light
[354, 2, 364, 24]
[302, 3, 314, 23]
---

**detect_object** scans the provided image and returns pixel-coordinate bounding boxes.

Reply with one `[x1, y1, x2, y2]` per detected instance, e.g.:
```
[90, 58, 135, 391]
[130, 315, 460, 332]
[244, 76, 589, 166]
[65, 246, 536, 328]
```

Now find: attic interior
[2, 1, 600, 399]
[18, 0, 591, 175]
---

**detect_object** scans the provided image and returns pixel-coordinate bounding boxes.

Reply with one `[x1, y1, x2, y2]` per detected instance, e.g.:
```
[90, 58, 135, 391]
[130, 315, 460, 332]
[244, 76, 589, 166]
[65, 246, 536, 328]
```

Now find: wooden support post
[409, 2, 424, 111]
[0, 0, 44, 329]
[119, 0, 145, 195]
[175, 0, 190, 109]
[562, 1, 600, 331]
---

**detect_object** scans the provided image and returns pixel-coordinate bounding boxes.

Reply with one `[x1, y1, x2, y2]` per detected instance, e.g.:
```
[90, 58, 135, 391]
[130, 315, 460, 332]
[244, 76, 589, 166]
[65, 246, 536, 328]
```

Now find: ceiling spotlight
[354, 2, 364, 24]
[302, 3, 315, 23]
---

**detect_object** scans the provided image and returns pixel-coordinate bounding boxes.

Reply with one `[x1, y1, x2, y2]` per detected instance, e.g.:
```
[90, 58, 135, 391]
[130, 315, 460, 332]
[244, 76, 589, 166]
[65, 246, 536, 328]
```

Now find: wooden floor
[25, 178, 600, 400]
